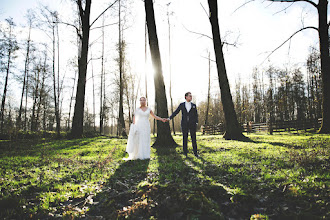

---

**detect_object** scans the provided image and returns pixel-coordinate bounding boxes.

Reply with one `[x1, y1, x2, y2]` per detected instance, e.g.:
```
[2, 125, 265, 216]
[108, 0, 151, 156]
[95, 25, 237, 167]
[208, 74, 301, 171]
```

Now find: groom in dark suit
[167, 92, 199, 157]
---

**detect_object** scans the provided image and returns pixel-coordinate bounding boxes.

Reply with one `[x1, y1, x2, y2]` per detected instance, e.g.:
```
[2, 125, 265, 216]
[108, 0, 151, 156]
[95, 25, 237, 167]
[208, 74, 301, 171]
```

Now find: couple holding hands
[123, 92, 199, 161]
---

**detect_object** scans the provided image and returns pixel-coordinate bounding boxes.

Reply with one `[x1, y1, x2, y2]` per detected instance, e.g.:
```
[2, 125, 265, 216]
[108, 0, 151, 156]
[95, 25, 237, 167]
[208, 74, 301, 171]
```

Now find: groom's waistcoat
[169, 102, 198, 127]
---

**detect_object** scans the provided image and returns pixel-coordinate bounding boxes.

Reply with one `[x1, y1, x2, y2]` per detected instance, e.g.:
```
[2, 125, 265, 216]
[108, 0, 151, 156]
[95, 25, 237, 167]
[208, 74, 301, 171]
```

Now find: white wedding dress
[123, 107, 151, 160]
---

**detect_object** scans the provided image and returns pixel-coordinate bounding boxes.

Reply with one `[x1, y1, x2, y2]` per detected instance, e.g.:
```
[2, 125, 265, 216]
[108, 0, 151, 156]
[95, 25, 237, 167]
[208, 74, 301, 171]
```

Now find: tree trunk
[31, 66, 40, 131]
[0, 48, 12, 133]
[36, 53, 47, 131]
[205, 52, 211, 126]
[100, 16, 105, 135]
[52, 25, 61, 137]
[91, 52, 96, 131]
[118, 0, 127, 137]
[167, 10, 175, 135]
[207, 0, 246, 140]
[317, 0, 330, 133]
[145, 0, 177, 147]
[71, 0, 91, 138]
[17, 25, 31, 131]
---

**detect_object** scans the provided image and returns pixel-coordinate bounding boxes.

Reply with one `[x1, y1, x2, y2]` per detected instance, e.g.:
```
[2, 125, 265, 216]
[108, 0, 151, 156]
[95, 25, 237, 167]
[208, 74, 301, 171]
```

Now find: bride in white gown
[123, 97, 166, 160]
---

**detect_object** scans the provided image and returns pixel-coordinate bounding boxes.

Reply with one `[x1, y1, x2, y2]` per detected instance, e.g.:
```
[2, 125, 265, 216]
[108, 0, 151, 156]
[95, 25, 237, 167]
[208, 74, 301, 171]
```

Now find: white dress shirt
[185, 101, 192, 112]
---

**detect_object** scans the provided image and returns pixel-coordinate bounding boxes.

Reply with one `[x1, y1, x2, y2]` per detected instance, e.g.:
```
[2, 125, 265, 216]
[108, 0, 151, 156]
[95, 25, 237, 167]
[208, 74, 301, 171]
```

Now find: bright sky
[0, 0, 326, 124]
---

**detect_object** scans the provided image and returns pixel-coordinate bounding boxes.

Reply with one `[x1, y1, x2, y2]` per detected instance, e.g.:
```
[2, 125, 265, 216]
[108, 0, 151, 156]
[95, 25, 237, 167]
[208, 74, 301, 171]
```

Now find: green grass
[0, 133, 329, 219]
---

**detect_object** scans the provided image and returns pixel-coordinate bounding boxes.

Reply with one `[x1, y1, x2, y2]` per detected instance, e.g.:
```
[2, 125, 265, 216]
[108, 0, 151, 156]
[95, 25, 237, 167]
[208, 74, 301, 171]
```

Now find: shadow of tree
[86, 159, 150, 219]
[150, 146, 227, 219]
[186, 146, 328, 219]
[0, 137, 126, 219]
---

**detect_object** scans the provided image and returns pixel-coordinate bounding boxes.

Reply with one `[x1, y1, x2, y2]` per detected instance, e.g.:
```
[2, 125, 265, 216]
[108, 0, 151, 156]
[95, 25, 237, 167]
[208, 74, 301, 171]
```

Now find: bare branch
[182, 24, 213, 40]
[232, 0, 255, 15]
[201, 55, 216, 63]
[77, 0, 84, 22]
[56, 21, 82, 39]
[90, 22, 118, 30]
[261, 26, 318, 64]
[273, 2, 294, 15]
[90, 0, 118, 27]
[182, 24, 239, 48]
[267, 0, 318, 8]
[222, 41, 238, 48]
[200, 2, 209, 17]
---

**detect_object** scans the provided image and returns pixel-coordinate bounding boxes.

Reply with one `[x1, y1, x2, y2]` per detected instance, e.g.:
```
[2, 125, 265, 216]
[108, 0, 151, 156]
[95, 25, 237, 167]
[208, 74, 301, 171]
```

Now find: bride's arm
[133, 115, 135, 124]
[150, 110, 165, 122]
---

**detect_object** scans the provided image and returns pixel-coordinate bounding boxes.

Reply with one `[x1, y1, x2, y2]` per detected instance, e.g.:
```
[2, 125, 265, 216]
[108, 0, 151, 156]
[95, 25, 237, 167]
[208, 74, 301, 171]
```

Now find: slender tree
[266, 0, 329, 133]
[17, 11, 34, 130]
[70, 0, 92, 137]
[144, 0, 177, 147]
[205, 51, 211, 126]
[117, 0, 127, 137]
[207, 0, 246, 140]
[167, 4, 175, 135]
[31, 61, 41, 131]
[70, 0, 118, 138]
[0, 18, 19, 133]
[100, 15, 105, 135]
[52, 12, 61, 137]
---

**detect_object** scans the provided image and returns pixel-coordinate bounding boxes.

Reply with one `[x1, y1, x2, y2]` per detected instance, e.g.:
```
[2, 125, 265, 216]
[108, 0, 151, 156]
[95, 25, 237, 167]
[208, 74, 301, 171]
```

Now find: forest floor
[0, 132, 329, 219]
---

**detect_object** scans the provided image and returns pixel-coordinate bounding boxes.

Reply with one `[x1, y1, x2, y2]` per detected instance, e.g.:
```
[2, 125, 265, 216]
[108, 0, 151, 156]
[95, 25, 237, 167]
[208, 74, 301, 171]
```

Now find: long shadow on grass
[151, 146, 229, 219]
[86, 159, 150, 219]
[0, 137, 117, 219]
[187, 145, 328, 219]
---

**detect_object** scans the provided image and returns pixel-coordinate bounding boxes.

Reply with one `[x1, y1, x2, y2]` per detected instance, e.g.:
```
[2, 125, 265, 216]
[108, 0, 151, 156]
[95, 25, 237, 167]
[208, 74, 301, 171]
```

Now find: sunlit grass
[0, 132, 329, 219]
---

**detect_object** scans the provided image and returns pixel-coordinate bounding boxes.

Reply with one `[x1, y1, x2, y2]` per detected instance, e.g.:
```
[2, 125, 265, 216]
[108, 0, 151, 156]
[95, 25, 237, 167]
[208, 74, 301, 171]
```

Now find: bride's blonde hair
[140, 96, 147, 101]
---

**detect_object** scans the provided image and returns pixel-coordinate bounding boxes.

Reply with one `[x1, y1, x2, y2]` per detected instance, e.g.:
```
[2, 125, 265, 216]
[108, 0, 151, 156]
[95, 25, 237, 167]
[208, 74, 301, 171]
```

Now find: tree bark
[0, 20, 16, 133]
[71, 0, 92, 138]
[205, 52, 211, 126]
[100, 16, 105, 135]
[36, 52, 47, 131]
[17, 23, 31, 131]
[167, 9, 175, 135]
[31, 66, 40, 131]
[52, 24, 61, 137]
[0, 45, 12, 133]
[117, 0, 127, 137]
[207, 0, 246, 140]
[145, 0, 177, 147]
[317, 0, 330, 133]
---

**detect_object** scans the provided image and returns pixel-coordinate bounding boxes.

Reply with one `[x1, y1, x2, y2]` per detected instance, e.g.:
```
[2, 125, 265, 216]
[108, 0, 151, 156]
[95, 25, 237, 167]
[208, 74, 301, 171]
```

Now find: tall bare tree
[17, 11, 34, 131]
[100, 15, 105, 135]
[117, 0, 127, 137]
[70, 0, 118, 138]
[52, 12, 61, 137]
[38, 7, 62, 136]
[205, 51, 211, 127]
[0, 18, 19, 133]
[207, 0, 246, 140]
[265, 0, 329, 133]
[144, 0, 177, 147]
[70, 0, 92, 138]
[167, 4, 175, 135]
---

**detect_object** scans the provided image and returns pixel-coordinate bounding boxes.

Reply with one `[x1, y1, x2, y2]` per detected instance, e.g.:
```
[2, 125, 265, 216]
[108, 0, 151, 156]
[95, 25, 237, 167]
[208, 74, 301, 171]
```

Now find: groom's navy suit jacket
[169, 102, 198, 129]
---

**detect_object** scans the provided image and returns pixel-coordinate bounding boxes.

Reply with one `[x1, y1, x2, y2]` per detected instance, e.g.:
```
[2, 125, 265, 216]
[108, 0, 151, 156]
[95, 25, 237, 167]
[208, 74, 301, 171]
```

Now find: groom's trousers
[182, 124, 197, 154]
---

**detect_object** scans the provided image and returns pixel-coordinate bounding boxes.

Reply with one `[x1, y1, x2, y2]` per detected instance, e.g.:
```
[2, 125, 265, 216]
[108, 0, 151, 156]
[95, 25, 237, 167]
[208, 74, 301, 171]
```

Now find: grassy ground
[0, 132, 329, 219]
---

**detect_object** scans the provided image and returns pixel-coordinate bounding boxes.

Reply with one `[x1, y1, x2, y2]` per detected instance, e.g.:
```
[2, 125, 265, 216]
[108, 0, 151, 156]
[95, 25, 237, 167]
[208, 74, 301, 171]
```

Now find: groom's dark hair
[185, 92, 191, 99]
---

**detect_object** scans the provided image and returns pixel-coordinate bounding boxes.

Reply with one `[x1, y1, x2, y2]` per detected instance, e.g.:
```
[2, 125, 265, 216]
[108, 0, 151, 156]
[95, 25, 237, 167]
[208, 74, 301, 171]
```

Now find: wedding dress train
[123, 107, 151, 160]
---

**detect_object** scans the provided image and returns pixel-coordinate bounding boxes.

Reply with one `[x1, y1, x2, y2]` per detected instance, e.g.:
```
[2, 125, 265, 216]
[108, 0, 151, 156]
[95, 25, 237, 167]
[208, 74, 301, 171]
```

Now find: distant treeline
[197, 46, 322, 129]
